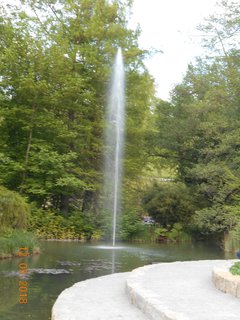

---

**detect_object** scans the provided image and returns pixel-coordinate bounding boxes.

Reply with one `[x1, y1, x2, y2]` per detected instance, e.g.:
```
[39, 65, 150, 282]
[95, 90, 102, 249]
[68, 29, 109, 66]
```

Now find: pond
[0, 240, 233, 320]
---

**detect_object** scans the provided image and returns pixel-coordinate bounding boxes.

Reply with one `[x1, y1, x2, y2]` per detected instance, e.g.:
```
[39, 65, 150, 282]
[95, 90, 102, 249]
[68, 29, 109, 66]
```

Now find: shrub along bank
[0, 186, 40, 259]
[0, 229, 40, 259]
[28, 207, 102, 241]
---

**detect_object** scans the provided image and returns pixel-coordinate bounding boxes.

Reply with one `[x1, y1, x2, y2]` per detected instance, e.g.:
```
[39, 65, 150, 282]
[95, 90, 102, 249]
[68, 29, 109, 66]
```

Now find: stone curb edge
[125, 264, 189, 320]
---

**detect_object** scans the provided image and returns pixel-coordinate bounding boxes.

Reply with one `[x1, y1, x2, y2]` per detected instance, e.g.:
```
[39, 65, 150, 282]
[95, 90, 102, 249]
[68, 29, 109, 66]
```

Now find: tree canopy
[0, 0, 154, 222]
[146, 0, 240, 238]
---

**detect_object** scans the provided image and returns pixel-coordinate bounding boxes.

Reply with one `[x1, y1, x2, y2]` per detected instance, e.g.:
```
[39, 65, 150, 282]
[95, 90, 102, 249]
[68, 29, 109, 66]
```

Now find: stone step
[126, 260, 240, 320]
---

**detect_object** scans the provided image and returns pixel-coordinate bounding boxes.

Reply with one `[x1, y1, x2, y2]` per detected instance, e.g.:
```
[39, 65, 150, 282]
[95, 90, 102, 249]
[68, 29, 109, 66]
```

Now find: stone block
[225, 276, 238, 297]
[212, 269, 226, 293]
[213, 266, 240, 299]
[236, 282, 240, 299]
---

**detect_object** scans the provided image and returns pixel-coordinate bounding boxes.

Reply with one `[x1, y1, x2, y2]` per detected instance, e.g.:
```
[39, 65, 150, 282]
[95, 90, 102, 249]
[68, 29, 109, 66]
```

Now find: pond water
[0, 240, 233, 320]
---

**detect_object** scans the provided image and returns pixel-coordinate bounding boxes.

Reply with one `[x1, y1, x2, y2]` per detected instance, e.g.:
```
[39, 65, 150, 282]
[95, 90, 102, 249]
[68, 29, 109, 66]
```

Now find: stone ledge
[212, 266, 240, 299]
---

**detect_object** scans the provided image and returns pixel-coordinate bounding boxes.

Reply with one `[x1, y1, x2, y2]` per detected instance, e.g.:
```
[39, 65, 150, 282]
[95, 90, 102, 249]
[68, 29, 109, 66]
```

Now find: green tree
[143, 182, 195, 228]
[0, 0, 155, 230]
[150, 53, 240, 237]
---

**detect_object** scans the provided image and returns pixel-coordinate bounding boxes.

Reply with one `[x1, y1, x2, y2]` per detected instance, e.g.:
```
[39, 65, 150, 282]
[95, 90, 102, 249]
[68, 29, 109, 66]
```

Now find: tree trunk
[19, 105, 36, 193]
[60, 195, 70, 217]
[82, 190, 94, 212]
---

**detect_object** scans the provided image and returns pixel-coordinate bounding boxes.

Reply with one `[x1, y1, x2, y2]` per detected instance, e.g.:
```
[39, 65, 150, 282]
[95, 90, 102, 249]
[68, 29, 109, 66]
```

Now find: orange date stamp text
[18, 247, 29, 304]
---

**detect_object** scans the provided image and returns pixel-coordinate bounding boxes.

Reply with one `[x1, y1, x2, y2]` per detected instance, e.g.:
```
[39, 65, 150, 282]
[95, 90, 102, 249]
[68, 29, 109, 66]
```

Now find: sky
[129, 0, 219, 100]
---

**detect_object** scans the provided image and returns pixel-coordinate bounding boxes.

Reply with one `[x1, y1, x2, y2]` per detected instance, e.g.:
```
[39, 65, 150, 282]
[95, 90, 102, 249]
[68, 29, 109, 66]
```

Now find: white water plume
[104, 48, 125, 247]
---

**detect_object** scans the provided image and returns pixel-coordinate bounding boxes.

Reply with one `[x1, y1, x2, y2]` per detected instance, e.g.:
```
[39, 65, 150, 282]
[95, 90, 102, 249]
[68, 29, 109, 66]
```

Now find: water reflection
[89, 245, 127, 273]
[91, 245, 126, 250]
[0, 276, 18, 313]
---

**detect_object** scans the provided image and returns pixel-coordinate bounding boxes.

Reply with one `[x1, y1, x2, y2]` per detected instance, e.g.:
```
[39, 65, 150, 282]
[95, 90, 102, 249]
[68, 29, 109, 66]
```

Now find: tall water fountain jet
[104, 48, 125, 247]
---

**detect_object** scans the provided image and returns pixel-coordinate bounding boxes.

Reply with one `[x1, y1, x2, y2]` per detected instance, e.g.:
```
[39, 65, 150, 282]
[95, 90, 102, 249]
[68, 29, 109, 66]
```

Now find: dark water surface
[0, 241, 232, 320]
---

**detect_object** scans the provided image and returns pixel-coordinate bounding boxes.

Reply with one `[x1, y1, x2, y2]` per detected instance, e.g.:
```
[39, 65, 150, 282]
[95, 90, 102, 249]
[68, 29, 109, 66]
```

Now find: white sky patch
[129, 0, 219, 100]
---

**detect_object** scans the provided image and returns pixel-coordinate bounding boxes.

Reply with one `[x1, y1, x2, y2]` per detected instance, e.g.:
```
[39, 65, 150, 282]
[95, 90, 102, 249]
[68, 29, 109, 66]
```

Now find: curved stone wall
[212, 267, 240, 299]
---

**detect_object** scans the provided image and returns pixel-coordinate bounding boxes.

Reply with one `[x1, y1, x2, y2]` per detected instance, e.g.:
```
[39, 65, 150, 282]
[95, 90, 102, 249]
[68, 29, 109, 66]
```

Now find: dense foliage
[145, 0, 240, 242]
[143, 182, 195, 228]
[0, 0, 154, 240]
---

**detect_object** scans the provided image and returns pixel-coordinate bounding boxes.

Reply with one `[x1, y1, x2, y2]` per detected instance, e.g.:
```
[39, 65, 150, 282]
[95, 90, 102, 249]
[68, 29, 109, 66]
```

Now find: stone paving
[51, 272, 148, 320]
[52, 260, 240, 320]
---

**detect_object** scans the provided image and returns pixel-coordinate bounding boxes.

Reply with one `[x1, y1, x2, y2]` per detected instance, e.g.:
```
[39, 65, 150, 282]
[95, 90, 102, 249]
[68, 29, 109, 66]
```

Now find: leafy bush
[230, 262, 240, 276]
[28, 206, 101, 240]
[28, 208, 77, 239]
[119, 210, 144, 241]
[154, 223, 191, 242]
[143, 182, 195, 228]
[0, 186, 30, 229]
[68, 212, 101, 240]
[192, 205, 237, 236]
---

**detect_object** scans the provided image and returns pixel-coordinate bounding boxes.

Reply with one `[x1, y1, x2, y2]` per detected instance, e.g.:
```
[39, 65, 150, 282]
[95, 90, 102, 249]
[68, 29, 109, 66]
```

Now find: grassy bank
[0, 229, 40, 259]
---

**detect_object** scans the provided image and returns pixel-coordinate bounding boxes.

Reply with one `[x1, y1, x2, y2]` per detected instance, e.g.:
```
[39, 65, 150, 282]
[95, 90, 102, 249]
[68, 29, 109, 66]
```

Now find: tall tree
[0, 0, 155, 219]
